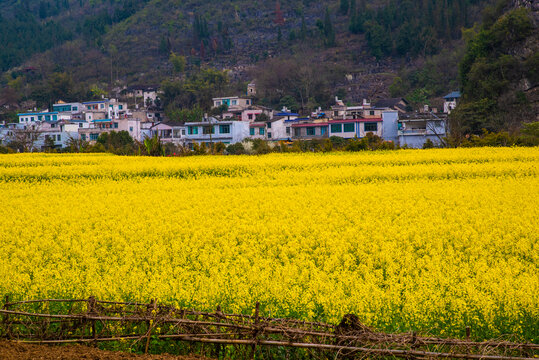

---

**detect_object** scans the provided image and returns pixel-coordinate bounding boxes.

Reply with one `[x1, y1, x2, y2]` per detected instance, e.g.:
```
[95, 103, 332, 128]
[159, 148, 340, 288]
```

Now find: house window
[57, 134, 61, 141]
[129, 126, 133, 132]
[31, 117, 35, 122]
[73, 106, 78, 111]
[321, 127, 327, 135]
[81, 134, 86, 141]
[90, 133, 99, 141]
[267, 122, 272, 129]
[203, 126, 215, 134]
[247, 100, 250, 105]
[286, 127, 290, 135]
[87, 106, 91, 110]
[331, 124, 342, 133]
[250, 128, 255, 136]
[343, 123, 355, 132]
[306, 127, 316, 136]
[100, 104, 105, 109]
[364, 122, 378, 132]
[114, 122, 119, 129]
[231, 100, 237, 105]
[248, 114, 253, 120]
[182, 129, 186, 135]
[38, 115, 43, 121]
[369, 110, 375, 116]
[294, 128, 301, 137]
[268, 132, 272, 139]
[45, 115, 51, 121]
[119, 105, 123, 110]
[188, 126, 199, 135]
[215, 101, 221, 106]
[219, 125, 230, 134]
[259, 128, 265, 135]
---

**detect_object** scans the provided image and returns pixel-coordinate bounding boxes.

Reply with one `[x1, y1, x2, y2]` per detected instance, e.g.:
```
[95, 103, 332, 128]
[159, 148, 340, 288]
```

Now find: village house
[184, 118, 249, 147]
[123, 85, 160, 107]
[290, 117, 329, 140]
[52, 101, 83, 115]
[397, 113, 448, 148]
[327, 118, 384, 139]
[374, 98, 409, 113]
[443, 91, 461, 113]
[212, 96, 253, 111]
[148, 121, 185, 145]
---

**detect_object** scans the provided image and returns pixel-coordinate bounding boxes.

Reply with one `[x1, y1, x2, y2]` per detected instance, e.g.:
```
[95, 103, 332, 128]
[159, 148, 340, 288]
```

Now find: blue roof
[83, 100, 108, 104]
[92, 119, 113, 122]
[444, 91, 461, 99]
[275, 112, 299, 116]
[17, 112, 58, 116]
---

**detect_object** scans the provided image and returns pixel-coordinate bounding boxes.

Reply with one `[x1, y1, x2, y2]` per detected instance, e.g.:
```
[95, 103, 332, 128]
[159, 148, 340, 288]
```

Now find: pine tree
[323, 7, 336, 47]
[340, 0, 349, 16]
[300, 15, 307, 40]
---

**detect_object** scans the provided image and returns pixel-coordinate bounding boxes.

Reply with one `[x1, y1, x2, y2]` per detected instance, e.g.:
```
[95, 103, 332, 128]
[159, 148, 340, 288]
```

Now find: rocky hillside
[1, 0, 493, 102]
[450, 0, 538, 135]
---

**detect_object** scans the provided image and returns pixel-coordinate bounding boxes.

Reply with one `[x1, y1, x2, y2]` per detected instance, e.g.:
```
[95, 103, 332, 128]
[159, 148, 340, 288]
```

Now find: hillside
[1, 0, 492, 105]
[450, 0, 538, 136]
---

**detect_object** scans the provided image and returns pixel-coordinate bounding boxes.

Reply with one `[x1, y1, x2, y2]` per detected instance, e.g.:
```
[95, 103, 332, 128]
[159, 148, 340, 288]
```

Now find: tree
[143, 134, 163, 156]
[340, 0, 349, 15]
[97, 131, 134, 154]
[170, 52, 187, 75]
[323, 8, 336, 47]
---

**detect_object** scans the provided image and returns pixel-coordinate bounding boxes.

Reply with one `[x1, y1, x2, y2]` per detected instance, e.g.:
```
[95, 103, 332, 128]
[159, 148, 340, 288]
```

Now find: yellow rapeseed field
[0, 148, 537, 341]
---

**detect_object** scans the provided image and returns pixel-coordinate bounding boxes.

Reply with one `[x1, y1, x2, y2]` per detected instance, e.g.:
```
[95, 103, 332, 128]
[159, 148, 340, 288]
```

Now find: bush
[226, 142, 245, 155]
[423, 139, 435, 149]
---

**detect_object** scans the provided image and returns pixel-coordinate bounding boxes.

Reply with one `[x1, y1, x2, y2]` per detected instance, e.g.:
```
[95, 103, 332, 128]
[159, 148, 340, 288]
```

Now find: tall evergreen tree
[340, 0, 349, 15]
[323, 7, 336, 47]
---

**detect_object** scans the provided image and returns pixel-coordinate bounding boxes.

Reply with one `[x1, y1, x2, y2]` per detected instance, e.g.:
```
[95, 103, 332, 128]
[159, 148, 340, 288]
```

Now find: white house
[212, 97, 253, 111]
[148, 121, 185, 145]
[397, 113, 447, 148]
[18, 112, 58, 124]
[443, 91, 461, 114]
[184, 118, 249, 147]
[52, 101, 83, 115]
[328, 118, 383, 139]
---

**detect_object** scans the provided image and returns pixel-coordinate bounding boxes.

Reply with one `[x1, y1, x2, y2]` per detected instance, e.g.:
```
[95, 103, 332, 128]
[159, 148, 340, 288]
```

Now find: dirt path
[0, 341, 209, 360]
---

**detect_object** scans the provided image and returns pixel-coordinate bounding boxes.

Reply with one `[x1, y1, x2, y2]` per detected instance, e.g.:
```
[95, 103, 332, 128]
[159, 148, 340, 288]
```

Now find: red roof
[249, 122, 265, 127]
[329, 118, 382, 123]
[291, 123, 329, 128]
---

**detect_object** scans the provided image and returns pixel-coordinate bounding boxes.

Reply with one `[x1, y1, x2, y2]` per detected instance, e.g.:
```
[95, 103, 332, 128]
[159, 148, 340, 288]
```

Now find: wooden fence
[1, 297, 537, 359]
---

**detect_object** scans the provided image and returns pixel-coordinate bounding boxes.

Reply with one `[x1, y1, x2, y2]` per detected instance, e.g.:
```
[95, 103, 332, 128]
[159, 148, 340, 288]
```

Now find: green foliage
[279, 95, 300, 113]
[422, 138, 435, 149]
[340, 0, 349, 15]
[143, 135, 164, 156]
[322, 7, 336, 47]
[226, 142, 246, 155]
[97, 131, 134, 154]
[169, 52, 186, 74]
[457, 7, 535, 135]
[161, 67, 228, 111]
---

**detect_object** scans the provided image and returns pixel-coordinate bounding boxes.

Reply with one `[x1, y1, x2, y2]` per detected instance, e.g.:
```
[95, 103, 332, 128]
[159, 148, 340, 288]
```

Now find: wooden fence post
[2, 295, 10, 338]
[145, 299, 157, 354]
[88, 296, 97, 347]
[250, 302, 260, 360]
[214, 305, 222, 358]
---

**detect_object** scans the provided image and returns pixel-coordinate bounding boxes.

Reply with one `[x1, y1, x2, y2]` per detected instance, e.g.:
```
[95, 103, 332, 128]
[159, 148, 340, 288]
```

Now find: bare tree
[10, 123, 43, 152]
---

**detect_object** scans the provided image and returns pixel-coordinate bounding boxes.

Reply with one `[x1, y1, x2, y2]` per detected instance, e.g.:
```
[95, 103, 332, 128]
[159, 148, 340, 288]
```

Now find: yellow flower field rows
[0, 148, 537, 341]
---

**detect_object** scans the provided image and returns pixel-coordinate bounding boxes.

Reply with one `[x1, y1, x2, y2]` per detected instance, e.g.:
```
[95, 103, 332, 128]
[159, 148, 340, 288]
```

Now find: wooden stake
[145, 299, 157, 354]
